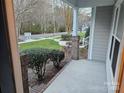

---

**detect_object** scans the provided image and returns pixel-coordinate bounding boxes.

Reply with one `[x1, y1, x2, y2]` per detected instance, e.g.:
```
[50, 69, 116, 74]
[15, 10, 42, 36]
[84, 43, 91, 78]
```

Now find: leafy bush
[78, 32, 85, 40]
[61, 33, 84, 41]
[21, 48, 51, 81]
[21, 48, 65, 81]
[61, 34, 72, 41]
[49, 50, 65, 69]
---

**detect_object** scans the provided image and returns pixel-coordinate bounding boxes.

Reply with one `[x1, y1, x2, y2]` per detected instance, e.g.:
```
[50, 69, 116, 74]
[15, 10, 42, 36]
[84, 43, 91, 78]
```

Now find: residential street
[19, 32, 67, 41]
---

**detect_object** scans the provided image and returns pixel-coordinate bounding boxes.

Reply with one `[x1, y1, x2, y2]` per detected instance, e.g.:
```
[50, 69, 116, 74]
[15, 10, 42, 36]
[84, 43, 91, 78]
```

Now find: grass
[20, 39, 61, 51]
[19, 32, 86, 51]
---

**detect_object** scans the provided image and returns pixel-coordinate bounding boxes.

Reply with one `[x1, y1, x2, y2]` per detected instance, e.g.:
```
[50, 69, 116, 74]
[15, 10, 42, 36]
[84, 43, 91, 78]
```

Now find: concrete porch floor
[43, 60, 108, 93]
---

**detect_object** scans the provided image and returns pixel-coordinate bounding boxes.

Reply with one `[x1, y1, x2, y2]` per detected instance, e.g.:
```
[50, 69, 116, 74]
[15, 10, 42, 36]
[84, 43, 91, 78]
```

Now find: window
[109, 6, 121, 77]
[111, 39, 120, 76]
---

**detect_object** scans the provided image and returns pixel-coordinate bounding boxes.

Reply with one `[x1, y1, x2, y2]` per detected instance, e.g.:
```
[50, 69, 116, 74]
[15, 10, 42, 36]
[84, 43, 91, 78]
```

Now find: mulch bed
[79, 48, 88, 59]
[28, 59, 69, 93]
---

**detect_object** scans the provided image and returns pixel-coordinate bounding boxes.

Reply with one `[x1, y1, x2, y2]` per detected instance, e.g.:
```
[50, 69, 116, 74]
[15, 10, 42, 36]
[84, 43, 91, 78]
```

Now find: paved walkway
[44, 60, 107, 93]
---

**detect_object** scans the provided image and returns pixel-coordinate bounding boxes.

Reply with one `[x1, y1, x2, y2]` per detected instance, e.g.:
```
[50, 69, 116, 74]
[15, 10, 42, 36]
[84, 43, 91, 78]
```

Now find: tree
[65, 6, 73, 33]
[62, 3, 73, 33]
[13, 0, 38, 38]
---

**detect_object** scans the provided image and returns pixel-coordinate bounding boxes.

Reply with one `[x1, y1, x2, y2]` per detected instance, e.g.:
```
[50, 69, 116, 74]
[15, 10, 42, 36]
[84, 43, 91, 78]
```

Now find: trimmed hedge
[21, 48, 64, 81]
[49, 50, 65, 69]
[61, 34, 72, 41]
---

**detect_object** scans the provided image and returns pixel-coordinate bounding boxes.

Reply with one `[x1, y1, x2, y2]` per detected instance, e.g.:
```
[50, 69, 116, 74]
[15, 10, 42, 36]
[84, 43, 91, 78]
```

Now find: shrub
[21, 48, 51, 81]
[49, 50, 65, 69]
[61, 34, 72, 41]
[21, 48, 65, 81]
[78, 32, 85, 40]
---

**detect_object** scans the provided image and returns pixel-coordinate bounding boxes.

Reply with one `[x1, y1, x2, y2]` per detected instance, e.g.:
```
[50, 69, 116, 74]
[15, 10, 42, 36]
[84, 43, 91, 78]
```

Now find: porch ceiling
[62, 0, 116, 8]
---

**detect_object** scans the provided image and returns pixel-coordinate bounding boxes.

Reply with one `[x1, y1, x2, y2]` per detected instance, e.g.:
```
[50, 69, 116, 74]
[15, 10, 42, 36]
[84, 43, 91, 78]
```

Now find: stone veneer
[71, 36, 80, 60]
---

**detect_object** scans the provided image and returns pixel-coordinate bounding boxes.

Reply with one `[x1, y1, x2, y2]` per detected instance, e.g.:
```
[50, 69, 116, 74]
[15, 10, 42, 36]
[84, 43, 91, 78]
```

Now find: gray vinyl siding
[92, 6, 113, 62]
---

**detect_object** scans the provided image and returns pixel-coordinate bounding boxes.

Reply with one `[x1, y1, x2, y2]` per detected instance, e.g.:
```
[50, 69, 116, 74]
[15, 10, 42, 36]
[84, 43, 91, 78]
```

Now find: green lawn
[20, 39, 61, 51]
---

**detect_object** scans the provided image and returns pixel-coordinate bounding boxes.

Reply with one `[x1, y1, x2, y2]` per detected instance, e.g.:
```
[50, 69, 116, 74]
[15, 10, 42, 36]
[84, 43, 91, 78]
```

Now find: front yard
[20, 39, 61, 51]
[19, 34, 88, 93]
[19, 38, 68, 93]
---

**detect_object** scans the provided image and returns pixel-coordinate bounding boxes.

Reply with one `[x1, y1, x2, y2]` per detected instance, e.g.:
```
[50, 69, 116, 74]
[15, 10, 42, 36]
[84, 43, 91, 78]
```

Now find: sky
[79, 8, 92, 17]
[53, 0, 92, 16]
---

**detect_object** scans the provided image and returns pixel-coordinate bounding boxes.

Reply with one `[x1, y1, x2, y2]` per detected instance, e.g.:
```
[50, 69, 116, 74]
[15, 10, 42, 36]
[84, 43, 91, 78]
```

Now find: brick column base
[72, 36, 80, 60]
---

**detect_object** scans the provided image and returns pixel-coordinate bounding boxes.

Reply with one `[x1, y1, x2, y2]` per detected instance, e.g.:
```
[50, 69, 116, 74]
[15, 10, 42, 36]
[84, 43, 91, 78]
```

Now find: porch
[44, 60, 107, 93]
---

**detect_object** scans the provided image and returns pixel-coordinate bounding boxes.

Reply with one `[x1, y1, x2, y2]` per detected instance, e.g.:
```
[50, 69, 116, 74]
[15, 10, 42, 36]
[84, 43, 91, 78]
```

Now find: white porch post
[72, 8, 78, 36]
[88, 7, 96, 60]
[72, 7, 79, 60]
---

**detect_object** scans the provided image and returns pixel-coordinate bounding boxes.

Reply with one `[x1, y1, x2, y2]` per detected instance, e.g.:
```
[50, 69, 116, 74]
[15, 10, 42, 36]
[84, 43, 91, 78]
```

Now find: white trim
[72, 8, 79, 36]
[106, 1, 124, 92]
[114, 6, 121, 35]
[111, 7, 118, 34]
[106, 5, 119, 93]
[88, 7, 96, 60]
[108, 5, 120, 82]
[115, 0, 124, 7]
[113, 34, 121, 42]
[111, 5, 121, 77]
[110, 7, 120, 67]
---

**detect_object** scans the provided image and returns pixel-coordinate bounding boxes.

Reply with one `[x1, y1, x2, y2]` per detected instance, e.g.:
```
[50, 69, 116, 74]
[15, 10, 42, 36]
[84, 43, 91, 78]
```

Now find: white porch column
[72, 8, 78, 36]
[72, 7, 79, 60]
[88, 7, 96, 60]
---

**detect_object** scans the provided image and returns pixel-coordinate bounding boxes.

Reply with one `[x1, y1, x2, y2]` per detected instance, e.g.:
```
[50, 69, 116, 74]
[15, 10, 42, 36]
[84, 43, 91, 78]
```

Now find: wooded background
[13, 0, 91, 37]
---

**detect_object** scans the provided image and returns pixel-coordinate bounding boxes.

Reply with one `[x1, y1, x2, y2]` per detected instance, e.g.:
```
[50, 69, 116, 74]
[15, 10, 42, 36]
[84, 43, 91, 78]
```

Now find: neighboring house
[0, 0, 124, 93]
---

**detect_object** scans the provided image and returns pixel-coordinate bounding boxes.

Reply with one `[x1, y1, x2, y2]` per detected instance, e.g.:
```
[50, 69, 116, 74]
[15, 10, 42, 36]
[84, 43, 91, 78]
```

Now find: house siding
[92, 6, 113, 62]
[106, 3, 124, 93]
